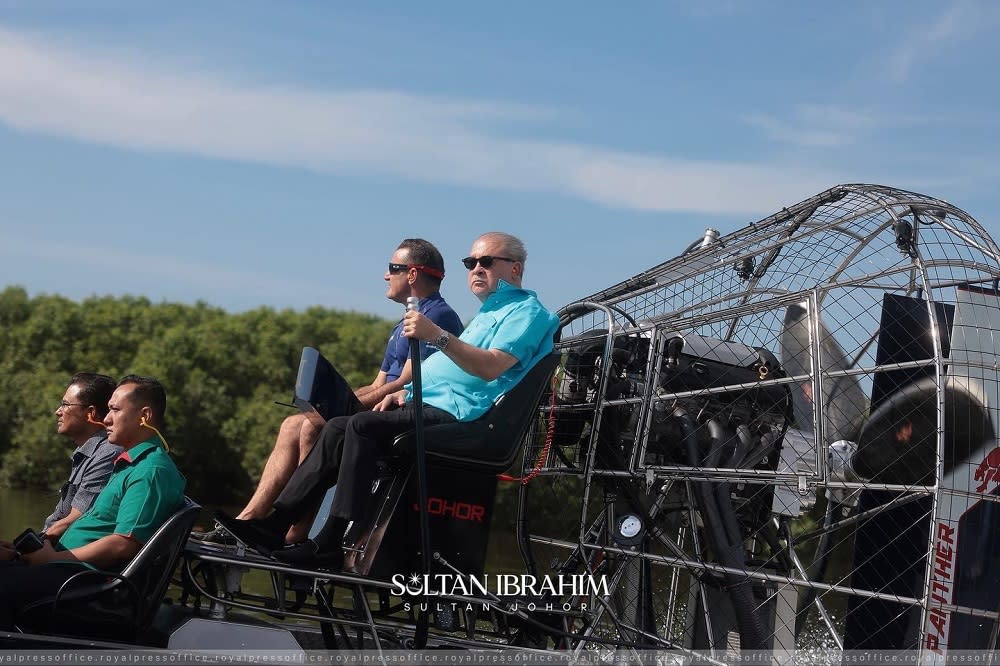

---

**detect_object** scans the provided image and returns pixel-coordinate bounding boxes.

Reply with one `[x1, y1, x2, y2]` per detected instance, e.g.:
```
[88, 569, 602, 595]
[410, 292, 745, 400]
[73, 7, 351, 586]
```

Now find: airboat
[6, 183, 1000, 663]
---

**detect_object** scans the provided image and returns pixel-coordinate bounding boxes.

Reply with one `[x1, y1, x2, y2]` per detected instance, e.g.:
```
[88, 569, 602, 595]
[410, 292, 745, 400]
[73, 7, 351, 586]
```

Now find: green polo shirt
[59, 437, 186, 552]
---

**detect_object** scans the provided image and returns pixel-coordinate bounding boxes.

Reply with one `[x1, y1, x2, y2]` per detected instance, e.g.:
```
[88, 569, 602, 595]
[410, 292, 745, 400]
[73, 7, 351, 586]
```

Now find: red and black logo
[412, 497, 486, 522]
[974, 447, 1000, 494]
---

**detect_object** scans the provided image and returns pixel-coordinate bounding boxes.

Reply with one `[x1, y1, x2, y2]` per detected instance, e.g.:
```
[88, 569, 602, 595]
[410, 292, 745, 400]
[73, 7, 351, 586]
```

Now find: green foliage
[0, 286, 393, 503]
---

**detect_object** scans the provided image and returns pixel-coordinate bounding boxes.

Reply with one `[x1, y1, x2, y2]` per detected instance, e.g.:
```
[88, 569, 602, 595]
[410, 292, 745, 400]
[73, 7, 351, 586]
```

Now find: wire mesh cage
[516, 184, 1000, 659]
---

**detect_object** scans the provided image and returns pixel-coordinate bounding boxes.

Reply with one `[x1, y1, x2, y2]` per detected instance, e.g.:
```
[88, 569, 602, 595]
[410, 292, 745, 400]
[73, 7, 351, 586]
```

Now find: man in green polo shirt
[0, 375, 185, 630]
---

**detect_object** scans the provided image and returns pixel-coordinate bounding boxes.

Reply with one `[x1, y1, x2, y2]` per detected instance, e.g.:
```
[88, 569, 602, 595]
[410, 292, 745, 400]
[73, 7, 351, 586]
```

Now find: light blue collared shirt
[408, 279, 560, 421]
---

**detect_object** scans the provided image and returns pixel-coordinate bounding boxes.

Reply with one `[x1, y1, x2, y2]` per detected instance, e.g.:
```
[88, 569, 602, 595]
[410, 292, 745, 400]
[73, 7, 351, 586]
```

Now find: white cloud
[0, 26, 835, 216]
[743, 104, 891, 148]
[544, 146, 832, 214]
[885, 1, 993, 82]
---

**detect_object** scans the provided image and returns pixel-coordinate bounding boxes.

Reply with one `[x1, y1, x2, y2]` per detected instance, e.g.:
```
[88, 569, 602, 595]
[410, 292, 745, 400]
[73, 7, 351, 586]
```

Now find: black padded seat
[391, 353, 559, 473]
[15, 496, 201, 644]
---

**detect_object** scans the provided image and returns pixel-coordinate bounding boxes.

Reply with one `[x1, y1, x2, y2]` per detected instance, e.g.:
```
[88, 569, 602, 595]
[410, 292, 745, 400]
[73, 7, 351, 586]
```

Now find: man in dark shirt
[43, 373, 122, 541]
[0, 375, 186, 630]
[219, 232, 559, 568]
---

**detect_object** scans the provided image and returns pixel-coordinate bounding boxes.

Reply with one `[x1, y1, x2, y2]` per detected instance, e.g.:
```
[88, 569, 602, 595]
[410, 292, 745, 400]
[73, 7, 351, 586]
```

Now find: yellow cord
[140, 417, 171, 452]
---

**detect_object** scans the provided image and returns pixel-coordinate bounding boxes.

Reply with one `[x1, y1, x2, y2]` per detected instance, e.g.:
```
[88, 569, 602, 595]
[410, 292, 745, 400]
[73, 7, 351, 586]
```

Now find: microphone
[406, 296, 422, 373]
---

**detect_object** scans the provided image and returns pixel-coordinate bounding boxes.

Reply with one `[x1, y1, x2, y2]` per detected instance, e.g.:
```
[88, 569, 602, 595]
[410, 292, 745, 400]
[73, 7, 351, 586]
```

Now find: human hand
[374, 391, 407, 412]
[21, 540, 59, 566]
[0, 544, 15, 562]
[402, 311, 439, 342]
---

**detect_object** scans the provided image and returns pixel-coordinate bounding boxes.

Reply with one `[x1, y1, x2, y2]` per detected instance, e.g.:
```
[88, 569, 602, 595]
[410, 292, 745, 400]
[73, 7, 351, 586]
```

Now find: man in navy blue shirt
[218, 232, 559, 568]
[195, 239, 463, 544]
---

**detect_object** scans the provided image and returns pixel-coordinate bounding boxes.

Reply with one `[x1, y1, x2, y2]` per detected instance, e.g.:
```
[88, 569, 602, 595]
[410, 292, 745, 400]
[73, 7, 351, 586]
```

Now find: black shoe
[271, 539, 344, 571]
[214, 511, 286, 555]
[190, 525, 238, 546]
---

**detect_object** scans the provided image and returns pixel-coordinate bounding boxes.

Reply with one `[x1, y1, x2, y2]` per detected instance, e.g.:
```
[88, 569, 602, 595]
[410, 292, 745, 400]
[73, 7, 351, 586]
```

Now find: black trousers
[274, 405, 456, 522]
[0, 560, 89, 630]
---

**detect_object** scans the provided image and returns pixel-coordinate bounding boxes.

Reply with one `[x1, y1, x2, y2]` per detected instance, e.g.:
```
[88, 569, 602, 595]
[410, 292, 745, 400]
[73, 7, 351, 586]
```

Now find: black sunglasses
[389, 263, 446, 278]
[462, 255, 516, 270]
[387, 263, 410, 274]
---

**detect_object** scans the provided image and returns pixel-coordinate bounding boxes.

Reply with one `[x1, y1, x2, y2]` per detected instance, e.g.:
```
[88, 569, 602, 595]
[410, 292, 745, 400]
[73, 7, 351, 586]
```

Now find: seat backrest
[15, 496, 201, 641]
[393, 353, 560, 472]
[121, 496, 202, 629]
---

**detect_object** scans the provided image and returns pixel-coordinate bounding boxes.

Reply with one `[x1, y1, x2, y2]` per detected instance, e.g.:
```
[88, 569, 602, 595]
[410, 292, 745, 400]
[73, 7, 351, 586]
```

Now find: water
[0, 486, 57, 537]
[0, 485, 220, 540]
[0, 485, 520, 592]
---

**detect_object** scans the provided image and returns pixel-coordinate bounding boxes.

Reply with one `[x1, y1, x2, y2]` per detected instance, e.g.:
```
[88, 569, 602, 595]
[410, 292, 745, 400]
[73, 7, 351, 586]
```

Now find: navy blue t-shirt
[380, 292, 464, 381]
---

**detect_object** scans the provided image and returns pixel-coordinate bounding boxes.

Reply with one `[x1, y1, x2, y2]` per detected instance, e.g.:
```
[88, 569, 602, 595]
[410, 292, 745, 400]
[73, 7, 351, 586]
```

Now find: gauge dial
[618, 514, 642, 539]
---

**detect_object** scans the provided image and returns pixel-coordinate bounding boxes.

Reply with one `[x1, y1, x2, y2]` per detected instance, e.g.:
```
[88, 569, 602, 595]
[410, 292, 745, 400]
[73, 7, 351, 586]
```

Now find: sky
[0, 1, 997, 322]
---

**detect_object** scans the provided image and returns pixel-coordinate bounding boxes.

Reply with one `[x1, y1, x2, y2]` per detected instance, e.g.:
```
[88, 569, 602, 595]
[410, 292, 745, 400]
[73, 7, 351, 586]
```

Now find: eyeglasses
[388, 263, 446, 278]
[462, 256, 517, 270]
[57, 401, 88, 410]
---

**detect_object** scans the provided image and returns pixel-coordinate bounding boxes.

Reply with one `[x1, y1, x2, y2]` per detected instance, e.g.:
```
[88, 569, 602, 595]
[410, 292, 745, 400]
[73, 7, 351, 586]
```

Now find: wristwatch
[434, 330, 451, 351]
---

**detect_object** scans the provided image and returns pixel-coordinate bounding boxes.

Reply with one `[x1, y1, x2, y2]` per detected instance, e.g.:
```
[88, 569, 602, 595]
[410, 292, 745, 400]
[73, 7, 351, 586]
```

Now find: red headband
[410, 264, 445, 279]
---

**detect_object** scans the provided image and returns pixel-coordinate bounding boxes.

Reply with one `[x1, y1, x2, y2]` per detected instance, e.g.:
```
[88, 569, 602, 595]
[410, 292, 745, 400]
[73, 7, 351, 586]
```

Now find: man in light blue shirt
[412, 268, 557, 422]
[195, 238, 464, 545]
[218, 232, 560, 568]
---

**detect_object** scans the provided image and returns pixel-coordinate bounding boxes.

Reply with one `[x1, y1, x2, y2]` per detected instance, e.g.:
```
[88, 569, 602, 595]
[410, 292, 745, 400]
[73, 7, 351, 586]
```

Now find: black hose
[676, 411, 769, 650]
[677, 411, 727, 569]
[730, 424, 754, 469]
[739, 429, 779, 471]
[711, 429, 743, 551]
[760, 519, 793, 573]
[703, 419, 771, 650]
[729, 426, 792, 573]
